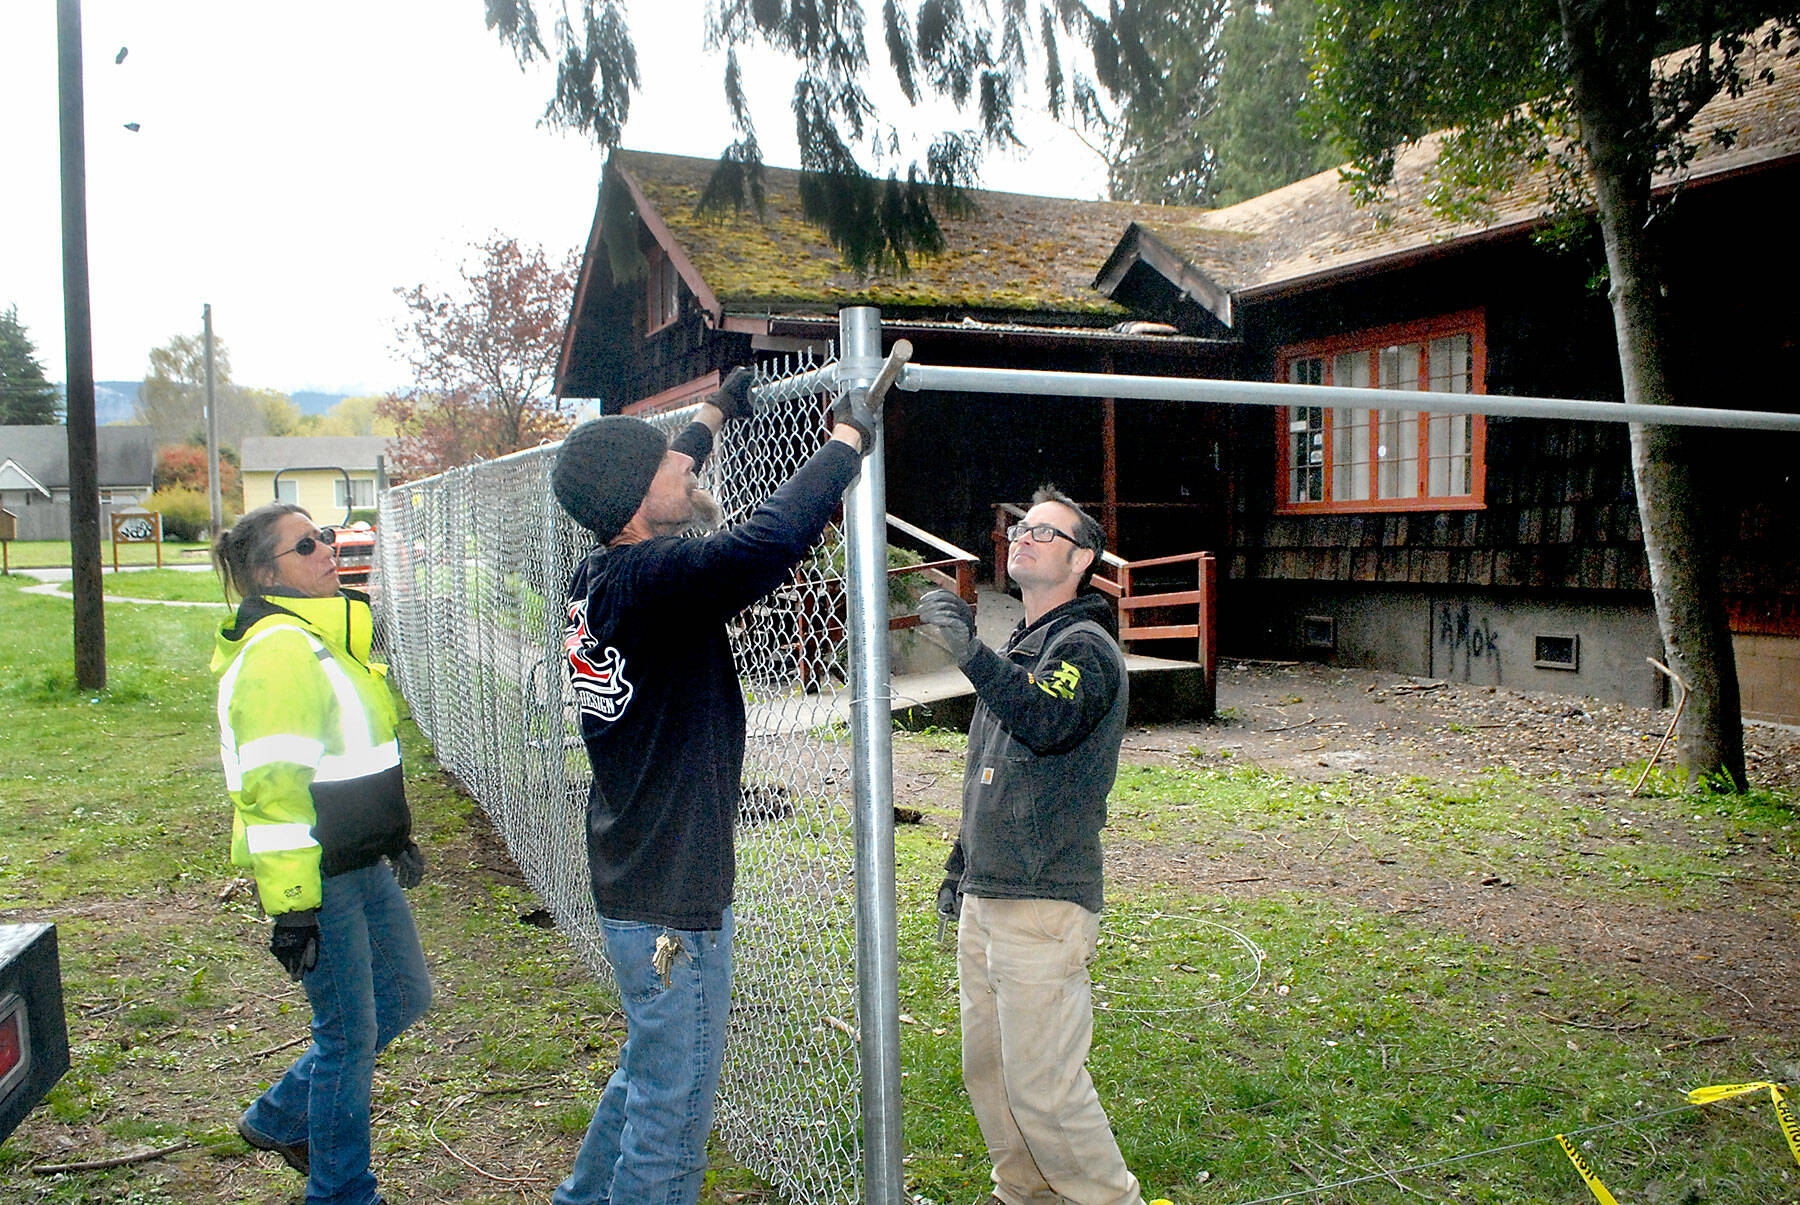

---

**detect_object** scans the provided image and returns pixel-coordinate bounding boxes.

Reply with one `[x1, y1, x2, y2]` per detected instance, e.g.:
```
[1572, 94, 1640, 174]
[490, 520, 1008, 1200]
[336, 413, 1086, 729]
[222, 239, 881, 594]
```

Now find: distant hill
[293, 391, 355, 416]
[94, 381, 139, 426]
[56, 382, 357, 427]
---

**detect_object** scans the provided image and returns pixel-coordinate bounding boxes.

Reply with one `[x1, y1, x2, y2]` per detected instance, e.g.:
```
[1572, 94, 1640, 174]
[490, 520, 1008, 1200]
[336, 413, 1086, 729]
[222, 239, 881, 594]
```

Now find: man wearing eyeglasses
[918, 487, 1145, 1205]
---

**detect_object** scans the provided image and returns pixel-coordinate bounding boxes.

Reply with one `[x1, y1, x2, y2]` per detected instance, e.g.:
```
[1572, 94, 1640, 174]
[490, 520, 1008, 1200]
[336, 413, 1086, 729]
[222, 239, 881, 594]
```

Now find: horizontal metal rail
[897, 363, 1800, 431]
[754, 366, 837, 405]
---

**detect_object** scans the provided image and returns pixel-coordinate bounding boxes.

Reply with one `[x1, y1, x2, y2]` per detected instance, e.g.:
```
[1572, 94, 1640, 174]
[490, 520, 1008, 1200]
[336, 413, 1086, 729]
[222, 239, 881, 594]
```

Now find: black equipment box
[0, 924, 70, 1145]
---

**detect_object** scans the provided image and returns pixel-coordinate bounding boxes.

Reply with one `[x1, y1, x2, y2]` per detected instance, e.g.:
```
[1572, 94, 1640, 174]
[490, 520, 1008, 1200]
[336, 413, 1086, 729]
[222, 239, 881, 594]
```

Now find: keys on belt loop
[652, 932, 683, 987]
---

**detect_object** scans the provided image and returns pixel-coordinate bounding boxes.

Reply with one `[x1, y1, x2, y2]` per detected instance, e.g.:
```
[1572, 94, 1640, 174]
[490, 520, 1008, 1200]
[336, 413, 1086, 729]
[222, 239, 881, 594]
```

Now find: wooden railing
[992, 502, 1217, 706]
[791, 514, 982, 690]
[885, 513, 981, 626]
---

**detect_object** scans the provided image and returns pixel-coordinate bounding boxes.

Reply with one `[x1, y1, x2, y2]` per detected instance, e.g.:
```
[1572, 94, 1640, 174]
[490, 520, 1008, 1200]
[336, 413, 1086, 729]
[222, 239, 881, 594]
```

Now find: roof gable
[0, 459, 52, 497]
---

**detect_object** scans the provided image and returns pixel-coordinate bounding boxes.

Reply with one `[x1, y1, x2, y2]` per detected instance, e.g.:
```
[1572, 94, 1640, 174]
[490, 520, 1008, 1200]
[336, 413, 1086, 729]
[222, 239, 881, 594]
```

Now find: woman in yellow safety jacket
[211, 501, 431, 1205]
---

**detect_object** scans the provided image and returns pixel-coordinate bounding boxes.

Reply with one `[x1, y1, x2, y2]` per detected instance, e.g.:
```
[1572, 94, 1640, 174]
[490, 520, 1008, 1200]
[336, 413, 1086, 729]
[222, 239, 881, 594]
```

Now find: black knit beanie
[552, 416, 668, 541]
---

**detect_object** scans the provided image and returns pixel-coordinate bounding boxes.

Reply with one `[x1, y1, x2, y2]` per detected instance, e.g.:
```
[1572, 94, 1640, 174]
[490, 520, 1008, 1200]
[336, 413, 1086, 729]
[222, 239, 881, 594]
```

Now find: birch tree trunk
[1559, 0, 1747, 787]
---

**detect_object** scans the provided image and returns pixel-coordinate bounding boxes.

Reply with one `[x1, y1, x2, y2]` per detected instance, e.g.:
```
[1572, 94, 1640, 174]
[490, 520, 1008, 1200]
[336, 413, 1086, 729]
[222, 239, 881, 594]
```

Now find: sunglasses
[1006, 522, 1082, 548]
[275, 528, 337, 559]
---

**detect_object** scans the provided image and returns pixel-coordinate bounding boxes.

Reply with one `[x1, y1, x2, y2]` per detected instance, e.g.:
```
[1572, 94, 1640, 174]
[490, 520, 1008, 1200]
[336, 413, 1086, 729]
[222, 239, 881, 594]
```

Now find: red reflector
[0, 997, 26, 1095]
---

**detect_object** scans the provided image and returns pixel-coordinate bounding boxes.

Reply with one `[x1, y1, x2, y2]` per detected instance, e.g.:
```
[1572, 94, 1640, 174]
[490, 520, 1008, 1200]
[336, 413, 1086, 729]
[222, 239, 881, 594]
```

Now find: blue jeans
[243, 860, 432, 1205]
[554, 908, 734, 1205]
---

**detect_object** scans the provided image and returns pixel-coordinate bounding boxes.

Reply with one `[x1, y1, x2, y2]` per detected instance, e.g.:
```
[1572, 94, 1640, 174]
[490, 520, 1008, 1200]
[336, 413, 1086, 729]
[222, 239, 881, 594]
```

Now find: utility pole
[204, 304, 222, 535]
[58, 0, 104, 690]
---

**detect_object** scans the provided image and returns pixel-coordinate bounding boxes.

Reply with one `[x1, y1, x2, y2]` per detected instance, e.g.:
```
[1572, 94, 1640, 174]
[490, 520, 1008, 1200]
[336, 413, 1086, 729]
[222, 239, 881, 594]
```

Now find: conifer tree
[0, 306, 62, 425]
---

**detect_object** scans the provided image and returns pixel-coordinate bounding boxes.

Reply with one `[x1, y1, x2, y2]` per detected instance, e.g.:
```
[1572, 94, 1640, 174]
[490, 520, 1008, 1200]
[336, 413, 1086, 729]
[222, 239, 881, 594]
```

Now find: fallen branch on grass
[428, 1094, 549, 1185]
[30, 1139, 198, 1175]
[214, 1031, 309, 1069]
[1537, 1011, 1651, 1032]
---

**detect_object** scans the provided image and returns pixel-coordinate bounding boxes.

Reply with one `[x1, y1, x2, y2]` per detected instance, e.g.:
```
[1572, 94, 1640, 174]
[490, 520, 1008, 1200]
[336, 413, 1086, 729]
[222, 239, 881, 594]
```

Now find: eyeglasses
[275, 528, 336, 559]
[1006, 522, 1082, 548]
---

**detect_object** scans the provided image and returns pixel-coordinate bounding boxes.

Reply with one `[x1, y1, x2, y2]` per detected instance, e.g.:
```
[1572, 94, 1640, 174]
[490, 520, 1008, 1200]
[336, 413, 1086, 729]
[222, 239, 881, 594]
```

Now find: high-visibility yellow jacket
[212, 591, 410, 915]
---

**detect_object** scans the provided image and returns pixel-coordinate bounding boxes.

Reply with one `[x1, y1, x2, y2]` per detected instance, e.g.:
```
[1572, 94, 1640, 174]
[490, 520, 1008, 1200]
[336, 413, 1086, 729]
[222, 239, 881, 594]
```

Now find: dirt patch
[1131, 659, 1800, 793]
[910, 659, 1800, 1043]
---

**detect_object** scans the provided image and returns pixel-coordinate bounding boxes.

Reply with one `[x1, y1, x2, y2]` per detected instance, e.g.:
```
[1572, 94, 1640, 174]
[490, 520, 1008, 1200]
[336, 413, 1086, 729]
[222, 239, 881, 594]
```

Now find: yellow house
[239, 436, 396, 524]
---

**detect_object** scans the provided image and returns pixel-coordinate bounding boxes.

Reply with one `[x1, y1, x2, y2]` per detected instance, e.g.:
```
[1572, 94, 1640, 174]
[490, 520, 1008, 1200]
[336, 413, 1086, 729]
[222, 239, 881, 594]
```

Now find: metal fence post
[839, 305, 905, 1205]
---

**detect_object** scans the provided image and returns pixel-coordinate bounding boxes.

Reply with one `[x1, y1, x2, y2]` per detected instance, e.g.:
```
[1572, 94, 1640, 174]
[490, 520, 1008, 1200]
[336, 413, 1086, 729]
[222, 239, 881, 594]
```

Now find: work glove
[918, 589, 976, 661]
[935, 877, 962, 924]
[270, 910, 320, 982]
[390, 840, 425, 890]
[707, 366, 758, 422]
[935, 877, 962, 945]
[829, 390, 876, 455]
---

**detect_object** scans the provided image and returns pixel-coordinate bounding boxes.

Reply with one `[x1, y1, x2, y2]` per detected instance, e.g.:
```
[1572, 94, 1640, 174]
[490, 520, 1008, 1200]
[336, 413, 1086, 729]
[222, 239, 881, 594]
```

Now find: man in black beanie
[551, 367, 870, 1205]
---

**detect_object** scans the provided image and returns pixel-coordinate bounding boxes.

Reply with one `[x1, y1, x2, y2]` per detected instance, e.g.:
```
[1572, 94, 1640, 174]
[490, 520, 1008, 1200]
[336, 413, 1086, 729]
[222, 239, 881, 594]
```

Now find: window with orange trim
[646, 246, 679, 332]
[1276, 311, 1488, 512]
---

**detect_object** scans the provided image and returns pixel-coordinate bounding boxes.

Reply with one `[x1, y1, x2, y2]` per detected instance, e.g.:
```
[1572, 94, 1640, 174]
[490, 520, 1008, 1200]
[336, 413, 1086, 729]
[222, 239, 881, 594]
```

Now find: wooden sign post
[109, 508, 163, 572]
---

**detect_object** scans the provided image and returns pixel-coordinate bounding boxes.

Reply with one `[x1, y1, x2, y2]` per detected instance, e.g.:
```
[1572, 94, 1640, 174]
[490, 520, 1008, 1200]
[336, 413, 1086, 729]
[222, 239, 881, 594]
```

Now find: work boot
[236, 1114, 309, 1175]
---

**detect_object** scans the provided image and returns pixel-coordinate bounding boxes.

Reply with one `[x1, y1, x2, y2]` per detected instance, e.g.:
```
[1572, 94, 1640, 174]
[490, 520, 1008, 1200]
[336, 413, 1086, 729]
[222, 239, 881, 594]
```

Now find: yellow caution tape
[1686, 1080, 1800, 1169]
[1772, 1083, 1800, 1169]
[1557, 1134, 1620, 1205]
[1686, 1080, 1774, 1105]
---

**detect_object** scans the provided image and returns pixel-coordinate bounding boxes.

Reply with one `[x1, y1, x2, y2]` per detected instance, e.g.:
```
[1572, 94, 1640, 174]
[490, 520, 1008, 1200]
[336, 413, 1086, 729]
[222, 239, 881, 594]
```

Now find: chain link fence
[377, 350, 868, 1203]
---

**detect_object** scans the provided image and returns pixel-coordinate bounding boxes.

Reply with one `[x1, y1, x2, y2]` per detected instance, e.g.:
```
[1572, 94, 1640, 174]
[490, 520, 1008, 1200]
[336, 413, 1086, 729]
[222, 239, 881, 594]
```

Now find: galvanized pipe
[839, 306, 905, 1205]
[897, 363, 1800, 431]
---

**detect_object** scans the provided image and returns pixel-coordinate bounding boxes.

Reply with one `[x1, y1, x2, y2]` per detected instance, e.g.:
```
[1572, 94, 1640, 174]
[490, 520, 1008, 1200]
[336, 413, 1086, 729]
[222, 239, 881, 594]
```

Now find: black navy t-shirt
[562, 429, 859, 928]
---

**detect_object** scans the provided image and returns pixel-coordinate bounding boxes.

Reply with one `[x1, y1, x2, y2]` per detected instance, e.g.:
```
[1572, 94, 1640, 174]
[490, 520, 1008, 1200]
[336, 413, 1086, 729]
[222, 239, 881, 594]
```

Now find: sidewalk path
[10, 565, 229, 609]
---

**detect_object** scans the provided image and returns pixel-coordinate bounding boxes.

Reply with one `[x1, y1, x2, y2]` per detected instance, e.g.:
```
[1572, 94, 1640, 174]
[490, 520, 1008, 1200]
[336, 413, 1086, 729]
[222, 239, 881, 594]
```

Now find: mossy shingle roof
[614, 150, 1185, 317]
[608, 36, 1796, 321]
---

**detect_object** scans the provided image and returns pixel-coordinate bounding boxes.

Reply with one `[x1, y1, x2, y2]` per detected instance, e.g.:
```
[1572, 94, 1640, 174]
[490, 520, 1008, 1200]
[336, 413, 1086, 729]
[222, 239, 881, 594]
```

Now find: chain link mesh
[376, 350, 864, 1203]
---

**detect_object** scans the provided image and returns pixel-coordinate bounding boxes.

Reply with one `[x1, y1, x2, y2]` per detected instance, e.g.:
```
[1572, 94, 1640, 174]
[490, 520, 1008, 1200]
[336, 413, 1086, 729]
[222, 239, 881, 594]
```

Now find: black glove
[270, 910, 320, 981]
[390, 840, 425, 890]
[829, 390, 876, 455]
[934, 876, 962, 945]
[935, 877, 962, 923]
[918, 589, 976, 660]
[707, 366, 757, 422]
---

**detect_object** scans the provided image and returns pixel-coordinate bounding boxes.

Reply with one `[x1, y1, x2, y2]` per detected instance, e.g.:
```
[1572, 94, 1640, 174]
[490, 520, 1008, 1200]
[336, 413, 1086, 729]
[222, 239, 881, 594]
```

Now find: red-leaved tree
[155, 443, 242, 505]
[379, 236, 580, 478]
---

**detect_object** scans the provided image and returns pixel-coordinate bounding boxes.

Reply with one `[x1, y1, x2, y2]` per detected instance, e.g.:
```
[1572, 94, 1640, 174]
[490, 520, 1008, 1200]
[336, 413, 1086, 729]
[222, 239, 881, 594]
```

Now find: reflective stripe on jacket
[212, 592, 409, 914]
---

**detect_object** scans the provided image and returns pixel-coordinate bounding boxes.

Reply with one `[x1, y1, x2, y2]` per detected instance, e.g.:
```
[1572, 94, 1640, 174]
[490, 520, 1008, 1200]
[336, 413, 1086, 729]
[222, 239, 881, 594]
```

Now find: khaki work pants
[958, 894, 1143, 1205]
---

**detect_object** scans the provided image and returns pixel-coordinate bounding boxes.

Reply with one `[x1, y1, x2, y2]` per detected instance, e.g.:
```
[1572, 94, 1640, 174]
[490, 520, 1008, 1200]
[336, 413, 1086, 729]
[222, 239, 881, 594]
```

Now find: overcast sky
[3, 1, 1109, 395]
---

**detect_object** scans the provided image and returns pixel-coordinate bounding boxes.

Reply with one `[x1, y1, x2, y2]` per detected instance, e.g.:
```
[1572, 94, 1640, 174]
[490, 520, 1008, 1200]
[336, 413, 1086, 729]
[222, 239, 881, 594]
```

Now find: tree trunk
[1558, 0, 1747, 788]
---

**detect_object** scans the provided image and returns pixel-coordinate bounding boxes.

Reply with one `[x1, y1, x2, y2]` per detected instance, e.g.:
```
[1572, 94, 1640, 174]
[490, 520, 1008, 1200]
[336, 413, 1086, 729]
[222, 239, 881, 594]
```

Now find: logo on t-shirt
[564, 598, 634, 723]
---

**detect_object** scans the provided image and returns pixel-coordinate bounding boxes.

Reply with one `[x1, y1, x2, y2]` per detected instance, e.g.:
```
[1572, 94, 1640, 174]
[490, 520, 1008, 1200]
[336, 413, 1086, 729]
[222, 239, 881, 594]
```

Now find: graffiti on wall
[1437, 602, 1502, 681]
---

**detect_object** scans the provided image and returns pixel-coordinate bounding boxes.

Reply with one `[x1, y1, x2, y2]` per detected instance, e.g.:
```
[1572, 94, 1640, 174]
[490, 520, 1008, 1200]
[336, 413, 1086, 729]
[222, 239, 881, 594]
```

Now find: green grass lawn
[29, 567, 235, 605]
[1, 539, 213, 571]
[2, 573, 1797, 1204]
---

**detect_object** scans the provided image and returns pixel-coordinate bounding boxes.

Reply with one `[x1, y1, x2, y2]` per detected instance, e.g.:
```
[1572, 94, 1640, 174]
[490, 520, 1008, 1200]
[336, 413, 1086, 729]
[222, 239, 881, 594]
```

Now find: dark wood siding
[562, 225, 752, 410]
[1224, 168, 1800, 634]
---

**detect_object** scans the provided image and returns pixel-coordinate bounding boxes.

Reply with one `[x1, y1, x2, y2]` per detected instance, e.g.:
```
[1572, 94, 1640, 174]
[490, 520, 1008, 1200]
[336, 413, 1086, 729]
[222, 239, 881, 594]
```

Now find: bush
[347, 508, 379, 526]
[146, 487, 212, 541]
[155, 444, 242, 509]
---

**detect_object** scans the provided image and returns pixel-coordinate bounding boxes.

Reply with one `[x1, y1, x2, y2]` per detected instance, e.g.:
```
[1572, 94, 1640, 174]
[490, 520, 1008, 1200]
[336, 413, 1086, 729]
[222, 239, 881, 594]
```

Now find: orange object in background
[333, 521, 377, 592]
